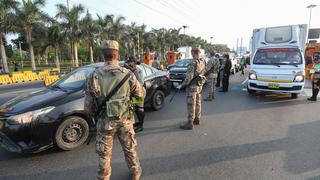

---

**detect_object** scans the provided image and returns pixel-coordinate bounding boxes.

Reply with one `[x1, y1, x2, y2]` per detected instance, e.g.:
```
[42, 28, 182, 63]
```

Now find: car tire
[152, 90, 165, 111]
[54, 116, 89, 151]
[247, 86, 256, 94]
[291, 93, 298, 99]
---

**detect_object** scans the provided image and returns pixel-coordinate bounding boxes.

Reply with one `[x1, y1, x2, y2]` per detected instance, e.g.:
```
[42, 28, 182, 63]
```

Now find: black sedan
[0, 63, 171, 153]
[168, 58, 193, 87]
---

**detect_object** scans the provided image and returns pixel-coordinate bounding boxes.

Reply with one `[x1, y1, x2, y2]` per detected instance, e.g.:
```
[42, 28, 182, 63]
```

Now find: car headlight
[294, 71, 304, 82]
[7, 106, 55, 125]
[249, 71, 257, 80]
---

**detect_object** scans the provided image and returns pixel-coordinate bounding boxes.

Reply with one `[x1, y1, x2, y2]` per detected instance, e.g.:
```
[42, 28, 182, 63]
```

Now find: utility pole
[19, 41, 23, 69]
[236, 38, 239, 55]
[307, 4, 317, 41]
[240, 37, 243, 56]
[210, 37, 213, 44]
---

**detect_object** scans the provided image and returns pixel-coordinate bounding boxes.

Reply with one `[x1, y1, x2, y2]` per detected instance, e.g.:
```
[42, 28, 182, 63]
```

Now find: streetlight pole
[307, 4, 317, 40]
[182, 25, 189, 35]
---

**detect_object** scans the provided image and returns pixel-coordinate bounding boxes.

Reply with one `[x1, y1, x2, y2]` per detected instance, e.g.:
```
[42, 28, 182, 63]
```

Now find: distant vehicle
[230, 56, 240, 74]
[168, 58, 193, 87]
[247, 24, 308, 98]
[0, 63, 171, 153]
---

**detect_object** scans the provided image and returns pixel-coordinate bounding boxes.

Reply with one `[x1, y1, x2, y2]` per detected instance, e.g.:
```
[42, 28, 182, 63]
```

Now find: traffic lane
[1, 71, 320, 180]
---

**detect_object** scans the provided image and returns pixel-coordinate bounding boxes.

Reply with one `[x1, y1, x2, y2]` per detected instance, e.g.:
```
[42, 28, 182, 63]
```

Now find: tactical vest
[96, 67, 132, 120]
[191, 58, 206, 86]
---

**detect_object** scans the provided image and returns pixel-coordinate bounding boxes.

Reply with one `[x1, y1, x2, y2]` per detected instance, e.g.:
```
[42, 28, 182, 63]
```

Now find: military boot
[308, 89, 319, 101]
[180, 121, 193, 130]
[193, 118, 200, 125]
[204, 95, 213, 101]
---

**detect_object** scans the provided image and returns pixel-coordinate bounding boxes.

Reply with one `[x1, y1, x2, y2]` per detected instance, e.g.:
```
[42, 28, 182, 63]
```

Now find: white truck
[177, 46, 205, 59]
[247, 24, 308, 98]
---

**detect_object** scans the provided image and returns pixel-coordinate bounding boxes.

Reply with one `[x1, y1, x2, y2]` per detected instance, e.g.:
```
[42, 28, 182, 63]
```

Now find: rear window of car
[253, 48, 302, 65]
[174, 59, 192, 67]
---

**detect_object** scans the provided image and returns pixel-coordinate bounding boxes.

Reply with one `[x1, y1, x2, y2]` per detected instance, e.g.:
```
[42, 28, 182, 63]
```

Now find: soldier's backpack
[96, 68, 133, 120]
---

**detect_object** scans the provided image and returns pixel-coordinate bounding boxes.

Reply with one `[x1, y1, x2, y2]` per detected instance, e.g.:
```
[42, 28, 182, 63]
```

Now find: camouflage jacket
[181, 58, 206, 92]
[84, 61, 144, 130]
[206, 57, 220, 78]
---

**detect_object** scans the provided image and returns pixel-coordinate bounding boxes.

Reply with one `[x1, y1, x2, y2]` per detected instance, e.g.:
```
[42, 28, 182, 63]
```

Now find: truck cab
[247, 24, 308, 98]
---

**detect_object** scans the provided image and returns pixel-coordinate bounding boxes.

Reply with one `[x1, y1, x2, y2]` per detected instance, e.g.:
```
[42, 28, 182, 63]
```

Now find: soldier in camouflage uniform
[84, 40, 143, 180]
[178, 46, 206, 130]
[204, 52, 220, 101]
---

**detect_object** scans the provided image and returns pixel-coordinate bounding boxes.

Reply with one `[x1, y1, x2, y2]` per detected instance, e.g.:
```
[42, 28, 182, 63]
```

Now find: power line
[132, 0, 188, 25]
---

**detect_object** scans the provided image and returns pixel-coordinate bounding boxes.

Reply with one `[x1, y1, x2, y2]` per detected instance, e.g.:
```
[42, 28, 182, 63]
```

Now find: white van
[247, 24, 308, 98]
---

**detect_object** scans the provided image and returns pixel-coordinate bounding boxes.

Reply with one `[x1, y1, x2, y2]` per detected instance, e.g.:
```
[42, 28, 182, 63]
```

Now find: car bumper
[248, 80, 304, 93]
[0, 118, 56, 153]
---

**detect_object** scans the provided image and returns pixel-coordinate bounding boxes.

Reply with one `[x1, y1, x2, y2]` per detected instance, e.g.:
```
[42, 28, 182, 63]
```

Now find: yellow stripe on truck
[257, 78, 293, 83]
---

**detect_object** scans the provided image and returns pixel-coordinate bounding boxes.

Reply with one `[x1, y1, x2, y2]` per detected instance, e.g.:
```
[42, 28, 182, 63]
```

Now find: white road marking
[241, 78, 248, 85]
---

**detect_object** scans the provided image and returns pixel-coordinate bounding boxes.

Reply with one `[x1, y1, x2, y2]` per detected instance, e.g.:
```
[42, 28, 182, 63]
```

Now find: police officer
[204, 51, 220, 101]
[220, 54, 232, 92]
[308, 54, 320, 101]
[126, 56, 146, 132]
[84, 40, 143, 180]
[177, 46, 206, 130]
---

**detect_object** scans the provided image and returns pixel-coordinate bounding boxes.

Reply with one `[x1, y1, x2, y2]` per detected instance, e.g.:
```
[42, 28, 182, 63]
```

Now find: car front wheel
[152, 90, 165, 111]
[54, 116, 89, 151]
[291, 93, 298, 99]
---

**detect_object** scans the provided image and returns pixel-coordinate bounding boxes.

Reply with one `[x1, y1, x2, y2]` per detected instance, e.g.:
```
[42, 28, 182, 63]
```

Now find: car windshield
[50, 67, 95, 90]
[253, 48, 302, 65]
[174, 59, 192, 67]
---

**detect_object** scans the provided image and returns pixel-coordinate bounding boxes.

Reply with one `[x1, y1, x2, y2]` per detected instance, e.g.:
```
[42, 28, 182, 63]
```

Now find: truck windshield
[253, 48, 302, 65]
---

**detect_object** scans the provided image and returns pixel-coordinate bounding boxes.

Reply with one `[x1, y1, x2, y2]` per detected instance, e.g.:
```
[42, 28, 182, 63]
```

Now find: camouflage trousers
[95, 119, 141, 180]
[206, 78, 217, 97]
[186, 88, 202, 122]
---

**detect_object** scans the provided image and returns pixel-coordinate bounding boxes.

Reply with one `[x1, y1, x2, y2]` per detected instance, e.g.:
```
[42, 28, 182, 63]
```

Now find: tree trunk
[26, 28, 36, 71]
[74, 41, 79, 67]
[55, 48, 60, 73]
[0, 34, 9, 73]
[89, 45, 94, 64]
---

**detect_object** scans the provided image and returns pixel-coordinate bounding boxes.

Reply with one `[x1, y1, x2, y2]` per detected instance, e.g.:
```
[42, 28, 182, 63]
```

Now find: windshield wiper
[282, 64, 298, 67]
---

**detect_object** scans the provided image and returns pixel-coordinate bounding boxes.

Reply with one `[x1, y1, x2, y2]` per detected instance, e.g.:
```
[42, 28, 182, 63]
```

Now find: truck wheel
[54, 116, 89, 151]
[291, 93, 298, 99]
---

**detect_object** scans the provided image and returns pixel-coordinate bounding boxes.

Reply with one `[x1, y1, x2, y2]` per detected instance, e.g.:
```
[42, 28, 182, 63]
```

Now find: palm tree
[96, 14, 113, 45]
[81, 11, 98, 64]
[107, 16, 126, 41]
[56, 3, 84, 67]
[0, 0, 19, 73]
[16, 0, 49, 71]
[48, 23, 64, 72]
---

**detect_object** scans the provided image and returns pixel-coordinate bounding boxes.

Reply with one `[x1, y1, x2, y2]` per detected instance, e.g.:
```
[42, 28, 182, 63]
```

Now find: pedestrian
[177, 46, 206, 130]
[13, 61, 18, 72]
[152, 56, 163, 70]
[84, 40, 143, 180]
[216, 55, 223, 87]
[204, 52, 220, 101]
[126, 56, 146, 132]
[308, 55, 320, 101]
[240, 56, 246, 75]
[220, 54, 232, 92]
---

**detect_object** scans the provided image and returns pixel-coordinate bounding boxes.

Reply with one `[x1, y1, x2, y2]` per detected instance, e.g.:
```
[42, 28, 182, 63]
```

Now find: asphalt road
[0, 72, 320, 180]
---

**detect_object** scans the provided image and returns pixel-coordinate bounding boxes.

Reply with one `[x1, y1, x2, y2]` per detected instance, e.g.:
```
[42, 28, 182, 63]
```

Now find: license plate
[268, 83, 280, 89]
[0, 121, 3, 130]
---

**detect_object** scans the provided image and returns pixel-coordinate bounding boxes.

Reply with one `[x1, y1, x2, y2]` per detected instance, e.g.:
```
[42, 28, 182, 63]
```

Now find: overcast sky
[12, 0, 320, 49]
